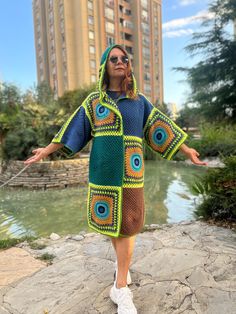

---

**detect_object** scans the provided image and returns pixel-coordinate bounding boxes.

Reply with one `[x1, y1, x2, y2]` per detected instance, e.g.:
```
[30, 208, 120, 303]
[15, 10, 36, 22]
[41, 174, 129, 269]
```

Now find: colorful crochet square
[87, 183, 122, 237]
[124, 136, 144, 187]
[85, 93, 122, 136]
[89, 136, 124, 186]
[144, 108, 187, 160]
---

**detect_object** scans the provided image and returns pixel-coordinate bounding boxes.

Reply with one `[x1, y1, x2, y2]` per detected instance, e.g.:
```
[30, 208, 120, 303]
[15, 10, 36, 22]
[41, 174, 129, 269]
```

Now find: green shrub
[187, 123, 236, 157]
[193, 156, 236, 221]
[3, 128, 38, 160]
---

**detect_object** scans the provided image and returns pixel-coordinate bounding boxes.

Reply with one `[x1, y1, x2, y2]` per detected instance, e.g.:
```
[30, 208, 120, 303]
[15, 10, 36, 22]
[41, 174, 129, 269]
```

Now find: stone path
[0, 221, 235, 314]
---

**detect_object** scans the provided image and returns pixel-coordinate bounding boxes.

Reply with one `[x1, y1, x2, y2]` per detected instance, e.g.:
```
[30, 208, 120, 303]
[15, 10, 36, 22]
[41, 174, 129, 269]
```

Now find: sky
[0, 0, 214, 108]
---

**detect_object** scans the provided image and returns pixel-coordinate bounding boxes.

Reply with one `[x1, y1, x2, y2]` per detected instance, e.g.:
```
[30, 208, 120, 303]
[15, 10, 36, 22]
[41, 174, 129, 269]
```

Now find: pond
[0, 160, 206, 239]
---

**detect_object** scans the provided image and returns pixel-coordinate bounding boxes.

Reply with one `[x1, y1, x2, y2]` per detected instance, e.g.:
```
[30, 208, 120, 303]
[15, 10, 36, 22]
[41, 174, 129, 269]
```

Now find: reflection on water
[0, 160, 206, 239]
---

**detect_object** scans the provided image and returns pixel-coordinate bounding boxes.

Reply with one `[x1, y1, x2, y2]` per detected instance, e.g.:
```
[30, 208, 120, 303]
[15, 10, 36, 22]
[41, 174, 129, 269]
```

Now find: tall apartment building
[33, 0, 163, 104]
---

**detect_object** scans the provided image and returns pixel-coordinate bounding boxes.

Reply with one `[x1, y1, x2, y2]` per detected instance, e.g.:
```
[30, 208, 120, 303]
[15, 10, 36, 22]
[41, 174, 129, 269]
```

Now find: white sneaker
[110, 283, 137, 314]
[114, 261, 132, 285]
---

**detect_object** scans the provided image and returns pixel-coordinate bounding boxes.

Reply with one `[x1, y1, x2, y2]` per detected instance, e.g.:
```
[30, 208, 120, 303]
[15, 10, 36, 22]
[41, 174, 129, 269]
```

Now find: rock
[71, 235, 84, 241]
[1, 221, 235, 314]
[83, 232, 97, 238]
[149, 224, 160, 228]
[49, 233, 61, 241]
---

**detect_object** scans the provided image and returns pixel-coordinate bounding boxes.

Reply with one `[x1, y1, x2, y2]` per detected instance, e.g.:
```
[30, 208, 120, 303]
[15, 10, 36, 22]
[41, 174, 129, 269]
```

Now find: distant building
[33, 0, 163, 103]
[167, 102, 178, 121]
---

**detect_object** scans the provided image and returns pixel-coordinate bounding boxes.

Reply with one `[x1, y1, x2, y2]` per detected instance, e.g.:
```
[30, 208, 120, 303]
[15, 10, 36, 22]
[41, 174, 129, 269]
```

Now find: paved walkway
[0, 221, 235, 314]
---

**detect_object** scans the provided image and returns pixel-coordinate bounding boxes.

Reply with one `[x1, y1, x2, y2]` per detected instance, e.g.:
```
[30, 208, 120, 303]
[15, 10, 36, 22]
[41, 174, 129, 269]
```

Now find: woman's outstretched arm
[24, 143, 63, 165]
[179, 143, 207, 166]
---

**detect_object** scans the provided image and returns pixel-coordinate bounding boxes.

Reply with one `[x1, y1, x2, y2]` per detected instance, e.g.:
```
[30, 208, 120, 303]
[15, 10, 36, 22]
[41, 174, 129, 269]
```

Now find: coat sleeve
[51, 104, 92, 157]
[142, 96, 187, 160]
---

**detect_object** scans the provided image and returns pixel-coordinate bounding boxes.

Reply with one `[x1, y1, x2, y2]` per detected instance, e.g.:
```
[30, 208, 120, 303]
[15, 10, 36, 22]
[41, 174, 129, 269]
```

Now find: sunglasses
[109, 55, 129, 65]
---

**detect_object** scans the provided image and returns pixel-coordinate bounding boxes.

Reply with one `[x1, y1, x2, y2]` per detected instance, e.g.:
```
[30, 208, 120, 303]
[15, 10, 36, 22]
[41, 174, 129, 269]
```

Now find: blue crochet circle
[130, 154, 142, 171]
[96, 104, 110, 120]
[152, 127, 167, 145]
[94, 201, 110, 219]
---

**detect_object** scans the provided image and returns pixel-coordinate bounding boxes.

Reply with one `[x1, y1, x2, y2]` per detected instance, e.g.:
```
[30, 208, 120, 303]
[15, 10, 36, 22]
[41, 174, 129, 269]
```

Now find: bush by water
[193, 156, 236, 222]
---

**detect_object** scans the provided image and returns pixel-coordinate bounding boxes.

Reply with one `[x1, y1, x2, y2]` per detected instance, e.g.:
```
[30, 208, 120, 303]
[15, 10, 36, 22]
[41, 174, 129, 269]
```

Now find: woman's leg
[110, 236, 136, 288]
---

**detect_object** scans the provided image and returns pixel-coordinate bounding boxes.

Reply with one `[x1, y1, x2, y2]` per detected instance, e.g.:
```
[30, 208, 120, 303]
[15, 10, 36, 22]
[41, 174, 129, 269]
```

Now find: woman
[25, 44, 206, 314]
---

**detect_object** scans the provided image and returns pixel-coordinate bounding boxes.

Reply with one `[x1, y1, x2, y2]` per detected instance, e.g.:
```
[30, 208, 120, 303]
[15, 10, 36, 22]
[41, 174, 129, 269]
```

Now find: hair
[102, 47, 137, 99]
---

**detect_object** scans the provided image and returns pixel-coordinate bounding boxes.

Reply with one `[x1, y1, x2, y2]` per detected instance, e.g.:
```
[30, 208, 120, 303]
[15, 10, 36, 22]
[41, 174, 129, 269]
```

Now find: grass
[0, 236, 37, 250]
[37, 253, 55, 264]
[0, 236, 48, 251]
[29, 242, 47, 250]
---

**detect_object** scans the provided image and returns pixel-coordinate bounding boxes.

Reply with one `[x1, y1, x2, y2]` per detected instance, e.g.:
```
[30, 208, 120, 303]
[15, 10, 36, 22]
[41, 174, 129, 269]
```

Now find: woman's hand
[24, 148, 49, 165]
[180, 144, 207, 166]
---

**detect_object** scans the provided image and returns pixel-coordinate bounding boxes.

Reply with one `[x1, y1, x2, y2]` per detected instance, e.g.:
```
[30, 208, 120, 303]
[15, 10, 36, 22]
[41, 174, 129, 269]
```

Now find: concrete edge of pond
[0, 220, 235, 314]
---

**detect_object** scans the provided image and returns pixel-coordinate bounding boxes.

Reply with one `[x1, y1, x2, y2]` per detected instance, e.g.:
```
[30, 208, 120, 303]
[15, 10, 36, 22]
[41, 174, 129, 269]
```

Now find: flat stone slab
[0, 221, 235, 314]
[0, 247, 46, 288]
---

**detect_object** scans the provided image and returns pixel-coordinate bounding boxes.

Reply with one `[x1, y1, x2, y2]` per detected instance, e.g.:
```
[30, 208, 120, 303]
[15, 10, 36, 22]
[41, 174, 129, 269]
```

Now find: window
[142, 35, 150, 46]
[124, 20, 133, 29]
[105, 7, 114, 20]
[107, 36, 115, 46]
[90, 45, 95, 54]
[141, 22, 149, 34]
[62, 48, 66, 61]
[125, 9, 132, 16]
[125, 46, 133, 54]
[105, 0, 114, 6]
[60, 19, 64, 32]
[88, 1, 93, 10]
[144, 61, 150, 71]
[88, 16, 94, 25]
[143, 47, 150, 58]
[144, 72, 150, 81]
[124, 33, 132, 41]
[141, 0, 148, 9]
[141, 9, 148, 22]
[105, 21, 115, 34]
[91, 75, 97, 82]
[89, 31, 94, 39]
[49, 11, 53, 21]
[59, 4, 64, 16]
[90, 60, 96, 68]
[144, 83, 151, 94]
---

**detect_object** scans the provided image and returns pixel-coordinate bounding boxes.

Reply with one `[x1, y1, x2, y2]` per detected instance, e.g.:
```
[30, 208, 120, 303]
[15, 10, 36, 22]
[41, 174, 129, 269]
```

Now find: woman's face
[106, 48, 129, 80]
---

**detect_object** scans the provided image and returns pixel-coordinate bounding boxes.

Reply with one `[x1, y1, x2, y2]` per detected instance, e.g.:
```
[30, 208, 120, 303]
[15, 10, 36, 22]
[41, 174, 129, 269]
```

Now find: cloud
[179, 0, 197, 6]
[163, 10, 215, 31]
[163, 28, 194, 38]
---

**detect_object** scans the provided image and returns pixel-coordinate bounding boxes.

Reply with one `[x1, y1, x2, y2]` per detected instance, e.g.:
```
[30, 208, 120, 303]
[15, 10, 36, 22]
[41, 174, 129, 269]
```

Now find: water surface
[0, 160, 206, 239]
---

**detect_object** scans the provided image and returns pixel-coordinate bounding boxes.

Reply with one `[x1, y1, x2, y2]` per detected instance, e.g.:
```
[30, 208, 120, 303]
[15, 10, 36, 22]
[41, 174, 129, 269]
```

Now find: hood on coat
[97, 44, 138, 100]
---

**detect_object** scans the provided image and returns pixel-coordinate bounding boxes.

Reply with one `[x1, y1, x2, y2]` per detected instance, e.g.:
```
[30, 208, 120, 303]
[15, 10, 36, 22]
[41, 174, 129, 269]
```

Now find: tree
[154, 100, 171, 117]
[175, 105, 201, 131]
[0, 83, 22, 145]
[175, 0, 236, 122]
[58, 83, 96, 114]
[35, 81, 55, 107]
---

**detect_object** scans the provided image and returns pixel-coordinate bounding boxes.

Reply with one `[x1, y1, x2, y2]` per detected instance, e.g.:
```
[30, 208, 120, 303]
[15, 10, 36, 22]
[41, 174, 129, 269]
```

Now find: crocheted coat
[52, 44, 187, 237]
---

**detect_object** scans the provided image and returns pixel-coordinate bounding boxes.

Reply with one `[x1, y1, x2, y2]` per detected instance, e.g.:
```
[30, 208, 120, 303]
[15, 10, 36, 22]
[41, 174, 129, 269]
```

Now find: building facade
[33, 0, 163, 104]
[167, 102, 178, 121]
